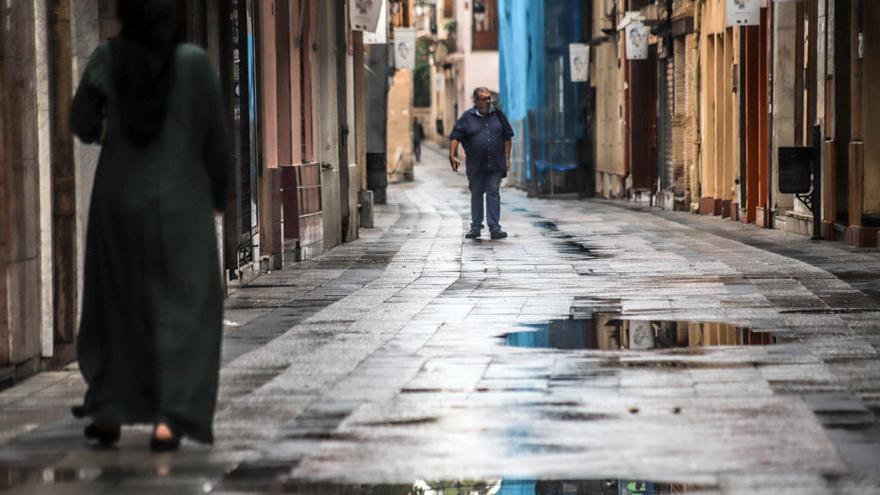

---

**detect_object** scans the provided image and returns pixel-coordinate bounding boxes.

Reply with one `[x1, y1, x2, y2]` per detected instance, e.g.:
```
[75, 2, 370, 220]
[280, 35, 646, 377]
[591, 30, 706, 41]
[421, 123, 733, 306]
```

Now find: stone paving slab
[1, 143, 880, 493]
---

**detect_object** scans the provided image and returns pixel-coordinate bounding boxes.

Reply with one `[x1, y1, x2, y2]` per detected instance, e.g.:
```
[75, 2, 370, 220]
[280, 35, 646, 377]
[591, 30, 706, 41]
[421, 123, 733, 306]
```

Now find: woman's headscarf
[111, 0, 184, 146]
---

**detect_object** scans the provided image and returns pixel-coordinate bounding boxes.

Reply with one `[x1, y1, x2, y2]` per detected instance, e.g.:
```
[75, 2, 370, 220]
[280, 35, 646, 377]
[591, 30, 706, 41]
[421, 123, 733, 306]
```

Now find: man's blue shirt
[449, 106, 515, 176]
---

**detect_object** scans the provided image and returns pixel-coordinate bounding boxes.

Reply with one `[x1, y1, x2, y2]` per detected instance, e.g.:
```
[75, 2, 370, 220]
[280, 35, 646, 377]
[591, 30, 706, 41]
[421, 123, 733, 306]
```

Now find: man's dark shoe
[465, 228, 481, 239]
[490, 230, 508, 240]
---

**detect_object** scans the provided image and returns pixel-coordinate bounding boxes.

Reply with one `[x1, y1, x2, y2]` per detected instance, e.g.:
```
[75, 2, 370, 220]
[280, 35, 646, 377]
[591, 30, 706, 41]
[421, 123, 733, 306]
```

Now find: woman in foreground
[70, 0, 229, 451]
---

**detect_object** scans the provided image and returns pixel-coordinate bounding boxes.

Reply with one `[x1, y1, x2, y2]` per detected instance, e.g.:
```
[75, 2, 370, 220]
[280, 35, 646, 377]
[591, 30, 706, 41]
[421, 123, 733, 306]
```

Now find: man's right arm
[449, 139, 461, 172]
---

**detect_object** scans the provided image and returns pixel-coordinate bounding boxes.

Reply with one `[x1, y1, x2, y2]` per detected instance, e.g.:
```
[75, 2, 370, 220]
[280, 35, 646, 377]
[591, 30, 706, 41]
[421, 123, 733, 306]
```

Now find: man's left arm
[504, 140, 512, 173]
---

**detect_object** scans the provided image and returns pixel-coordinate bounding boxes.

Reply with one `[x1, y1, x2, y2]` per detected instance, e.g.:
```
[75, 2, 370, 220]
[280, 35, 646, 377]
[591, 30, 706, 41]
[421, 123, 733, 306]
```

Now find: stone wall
[0, 0, 43, 368]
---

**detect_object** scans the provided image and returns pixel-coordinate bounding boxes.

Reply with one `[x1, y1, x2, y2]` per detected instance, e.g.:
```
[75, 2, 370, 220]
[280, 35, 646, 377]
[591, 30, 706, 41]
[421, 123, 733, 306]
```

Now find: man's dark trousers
[413, 140, 421, 162]
[468, 172, 503, 233]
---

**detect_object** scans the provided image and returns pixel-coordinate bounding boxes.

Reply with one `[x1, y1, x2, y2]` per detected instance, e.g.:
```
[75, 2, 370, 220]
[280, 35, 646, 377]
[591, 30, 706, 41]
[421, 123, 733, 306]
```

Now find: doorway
[741, 9, 770, 225]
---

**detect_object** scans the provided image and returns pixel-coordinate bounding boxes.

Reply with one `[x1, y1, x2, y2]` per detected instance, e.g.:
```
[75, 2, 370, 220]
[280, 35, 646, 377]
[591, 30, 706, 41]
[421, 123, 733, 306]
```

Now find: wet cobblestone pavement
[2, 144, 880, 494]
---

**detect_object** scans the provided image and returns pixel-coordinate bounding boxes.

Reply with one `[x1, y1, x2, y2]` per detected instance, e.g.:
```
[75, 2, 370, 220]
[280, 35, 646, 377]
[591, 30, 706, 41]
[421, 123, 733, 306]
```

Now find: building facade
[1, 0, 371, 386]
[505, 0, 878, 247]
[499, 0, 589, 196]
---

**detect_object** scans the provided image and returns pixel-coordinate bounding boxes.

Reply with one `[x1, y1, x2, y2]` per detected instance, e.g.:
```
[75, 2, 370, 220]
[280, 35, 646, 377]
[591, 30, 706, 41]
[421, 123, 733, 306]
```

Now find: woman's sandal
[150, 424, 181, 452]
[84, 423, 121, 446]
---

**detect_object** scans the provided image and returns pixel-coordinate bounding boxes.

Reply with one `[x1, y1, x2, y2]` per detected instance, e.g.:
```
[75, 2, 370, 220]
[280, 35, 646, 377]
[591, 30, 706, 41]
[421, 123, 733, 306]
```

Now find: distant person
[70, 0, 229, 452]
[449, 87, 514, 240]
[412, 118, 425, 162]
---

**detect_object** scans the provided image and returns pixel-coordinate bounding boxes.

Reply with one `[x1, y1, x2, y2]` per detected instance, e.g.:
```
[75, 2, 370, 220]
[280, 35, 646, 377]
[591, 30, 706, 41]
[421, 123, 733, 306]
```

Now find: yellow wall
[387, 69, 414, 182]
[698, 0, 739, 202]
[593, 0, 625, 196]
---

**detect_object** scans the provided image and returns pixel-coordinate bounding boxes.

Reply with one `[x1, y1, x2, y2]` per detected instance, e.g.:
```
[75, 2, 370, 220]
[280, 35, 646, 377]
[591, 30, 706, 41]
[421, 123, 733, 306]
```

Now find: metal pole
[549, 139, 555, 196]
[811, 123, 822, 240]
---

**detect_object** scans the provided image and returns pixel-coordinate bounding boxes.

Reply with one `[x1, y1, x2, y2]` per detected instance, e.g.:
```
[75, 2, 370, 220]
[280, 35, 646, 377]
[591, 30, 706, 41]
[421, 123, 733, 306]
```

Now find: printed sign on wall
[625, 21, 649, 60]
[393, 28, 416, 69]
[351, 0, 384, 32]
[726, 0, 761, 27]
[569, 43, 590, 82]
[363, 0, 387, 44]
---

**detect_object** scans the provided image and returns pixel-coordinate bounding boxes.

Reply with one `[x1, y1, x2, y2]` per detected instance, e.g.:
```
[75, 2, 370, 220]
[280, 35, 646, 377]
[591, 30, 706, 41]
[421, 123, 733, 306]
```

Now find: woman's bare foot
[153, 423, 175, 441]
[150, 422, 181, 452]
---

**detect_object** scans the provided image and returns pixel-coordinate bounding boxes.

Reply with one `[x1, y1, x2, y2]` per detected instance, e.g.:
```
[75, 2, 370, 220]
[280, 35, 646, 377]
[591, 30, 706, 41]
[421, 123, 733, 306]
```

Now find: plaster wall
[592, 0, 624, 193]
[772, 2, 797, 213]
[387, 69, 414, 182]
[862, 0, 880, 217]
[34, 0, 54, 357]
[698, 1, 739, 204]
[0, 0, 42, 365]
[454, 0, 499, 114]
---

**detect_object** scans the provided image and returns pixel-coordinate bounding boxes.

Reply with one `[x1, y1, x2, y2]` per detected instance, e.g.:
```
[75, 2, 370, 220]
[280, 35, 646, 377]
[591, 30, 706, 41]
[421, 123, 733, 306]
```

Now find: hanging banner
[350, 0, 384, 32]
[363, 0, 387, 44]
[625, 21, 649, 60]
[726, 0, 761, 27]
[393, 28, 416, 69]
[569, 43, 590, 82]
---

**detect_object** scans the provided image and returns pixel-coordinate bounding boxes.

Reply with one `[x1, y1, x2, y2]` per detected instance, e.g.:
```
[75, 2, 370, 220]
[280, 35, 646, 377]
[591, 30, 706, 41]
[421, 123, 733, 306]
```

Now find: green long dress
[71, 42, 228, 443]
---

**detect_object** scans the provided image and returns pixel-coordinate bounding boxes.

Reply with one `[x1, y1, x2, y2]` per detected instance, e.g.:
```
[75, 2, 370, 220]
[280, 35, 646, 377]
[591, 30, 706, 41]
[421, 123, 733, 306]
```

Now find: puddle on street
[0, 464, 717, 494]
[533, 221, 560, 231]
[0, 464, 221, 490]
[503, 314, 777, 351]
[530, 221, 609, 257]
[264, 479, 714, 494]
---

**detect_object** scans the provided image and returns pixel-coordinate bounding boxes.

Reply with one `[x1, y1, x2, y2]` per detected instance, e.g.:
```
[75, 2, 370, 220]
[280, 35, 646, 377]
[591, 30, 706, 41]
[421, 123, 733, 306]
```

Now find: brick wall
[684, 33, 698, 205]
[672, 37, 687, 198]
[660, 39, 675, 191]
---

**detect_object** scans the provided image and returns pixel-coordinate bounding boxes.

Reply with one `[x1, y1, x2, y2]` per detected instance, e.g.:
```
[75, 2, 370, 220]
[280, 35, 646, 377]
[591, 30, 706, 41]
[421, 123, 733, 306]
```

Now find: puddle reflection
[0, 464, 214, 490]
[249, 478, 712, 494]
[0, 465, 715, 494]
[504, 315, 777, 351]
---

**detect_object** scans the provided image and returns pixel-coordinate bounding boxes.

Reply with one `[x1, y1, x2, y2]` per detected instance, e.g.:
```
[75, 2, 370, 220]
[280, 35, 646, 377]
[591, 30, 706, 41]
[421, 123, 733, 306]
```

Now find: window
[472, 0, 498, 51]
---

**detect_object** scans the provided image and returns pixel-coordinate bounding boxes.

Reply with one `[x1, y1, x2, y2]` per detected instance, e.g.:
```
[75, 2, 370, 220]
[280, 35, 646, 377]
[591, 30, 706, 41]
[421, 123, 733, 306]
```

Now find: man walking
[412, 118, 425, 162]
[449, 87, 514, 240]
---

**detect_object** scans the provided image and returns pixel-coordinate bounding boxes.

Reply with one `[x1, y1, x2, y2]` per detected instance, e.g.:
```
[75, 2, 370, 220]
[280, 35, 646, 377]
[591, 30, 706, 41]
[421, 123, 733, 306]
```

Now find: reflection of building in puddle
[1, 467, 713, 494]
[505, 314, 776, 351]
[414, 479, 707, 494]
[415, 478, 501, 494]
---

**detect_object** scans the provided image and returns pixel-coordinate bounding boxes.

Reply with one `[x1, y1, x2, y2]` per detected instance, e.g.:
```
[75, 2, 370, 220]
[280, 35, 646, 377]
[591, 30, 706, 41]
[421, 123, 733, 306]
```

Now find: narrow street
[2, 143, 880, 494]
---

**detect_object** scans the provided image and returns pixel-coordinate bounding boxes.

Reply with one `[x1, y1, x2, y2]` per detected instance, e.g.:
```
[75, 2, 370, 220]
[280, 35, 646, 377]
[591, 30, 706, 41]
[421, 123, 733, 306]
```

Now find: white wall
[455, 0, 499, 113]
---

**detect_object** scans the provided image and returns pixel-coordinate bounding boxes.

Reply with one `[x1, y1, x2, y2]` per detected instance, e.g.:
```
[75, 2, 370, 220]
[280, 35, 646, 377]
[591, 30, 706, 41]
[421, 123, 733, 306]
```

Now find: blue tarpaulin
[497, 479, 537, 495]
[499, 0, 584, 182]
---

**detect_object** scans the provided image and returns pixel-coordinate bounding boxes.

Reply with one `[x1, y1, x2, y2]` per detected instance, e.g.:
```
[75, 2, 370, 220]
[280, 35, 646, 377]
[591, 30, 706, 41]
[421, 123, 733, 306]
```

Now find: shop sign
[569, 43, 590, 82]
[625, 21, 649, 60]
[351, 0, 384, 32]
[628, 321, 654, 350]
[726, 0, 762, 27]
[393, 28, 416, 69]
[363, 0, 387, 44]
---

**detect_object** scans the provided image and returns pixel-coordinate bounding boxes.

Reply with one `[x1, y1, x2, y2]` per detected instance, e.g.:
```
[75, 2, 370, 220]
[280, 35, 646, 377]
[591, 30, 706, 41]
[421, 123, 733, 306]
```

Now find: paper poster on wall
[569, 43, 590, 82]
[726, 0, 761, 27]
[393, 28, 416, 69]
[350, 0, 384, 32]
[363, 0, 387, 44]
[625, 21, 649, 60]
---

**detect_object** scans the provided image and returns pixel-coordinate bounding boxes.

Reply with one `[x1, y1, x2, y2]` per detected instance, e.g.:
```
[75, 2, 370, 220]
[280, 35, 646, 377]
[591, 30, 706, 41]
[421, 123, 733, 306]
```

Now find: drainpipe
[739, 31, 746, 214]
[693, 0, 702, 206]
[765, 4, 775, 229]
[621, 1, 630, 199]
